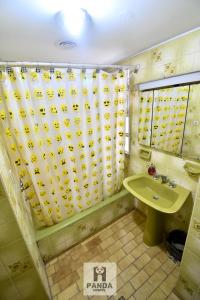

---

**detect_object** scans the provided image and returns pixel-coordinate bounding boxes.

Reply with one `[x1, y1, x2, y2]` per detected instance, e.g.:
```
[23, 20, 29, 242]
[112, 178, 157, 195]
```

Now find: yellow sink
[123, 174, 190, 214]
[123, 174, 190, 246]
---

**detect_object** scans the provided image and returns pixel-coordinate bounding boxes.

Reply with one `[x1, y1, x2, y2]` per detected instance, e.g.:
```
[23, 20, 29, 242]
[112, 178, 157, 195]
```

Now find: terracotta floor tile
[70, 292, 88, 300]
[134, 281, 155, 299]
[58, 271, 79, 292]
[161, 258, 177, 275]
[134, 253, 151, 269]
[143, 257, 161, 276]
[131, 243, 148, 259]
[84, 236, 102, 250]
[46, 264, 55, 276]
[130, 269, 149, 289]
[116, 281, 134, 299]
[97, 228, 113, 240]
[149, 268, 167, 289]
[76, 277, 83, 291]
[134, 233, 143, 245]
[46, 210, 180, 300]
[172, 267, 180, 279]
[118, 254, 134, 271]
[157, 250, 168, 263]
[120, 232, 134, 245]
[101, 236, 115, 250]
[51, 282, 60, 297]
[167, 292, 180, 300]
[145, 245, 161, 258]
[120, 264, 138, 283]
[159, 274, 177, 296]
[57, 283, 79, 300]
[123, 239, 137, 254]
[109, 249, 125, 263]
[110, 220, 125, 232]
[108, 240, 123, 255]
[112, 228, 127, 240]
[148, 287, 167, 300]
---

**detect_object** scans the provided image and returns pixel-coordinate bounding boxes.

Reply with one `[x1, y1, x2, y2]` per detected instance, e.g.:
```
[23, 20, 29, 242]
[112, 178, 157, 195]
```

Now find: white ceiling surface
[0, 0, 200, 64]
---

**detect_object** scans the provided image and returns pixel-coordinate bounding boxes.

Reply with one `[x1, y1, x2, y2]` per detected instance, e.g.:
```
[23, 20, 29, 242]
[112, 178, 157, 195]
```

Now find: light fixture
[60, 7, 88, 36]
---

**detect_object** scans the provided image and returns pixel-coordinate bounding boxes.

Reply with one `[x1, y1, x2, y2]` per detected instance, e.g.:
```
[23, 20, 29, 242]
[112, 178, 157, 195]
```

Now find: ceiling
[0, 0, 200, 64]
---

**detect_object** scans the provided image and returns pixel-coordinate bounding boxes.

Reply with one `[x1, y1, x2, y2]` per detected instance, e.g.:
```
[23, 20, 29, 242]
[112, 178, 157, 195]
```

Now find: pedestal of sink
[143, 206, 164, 246]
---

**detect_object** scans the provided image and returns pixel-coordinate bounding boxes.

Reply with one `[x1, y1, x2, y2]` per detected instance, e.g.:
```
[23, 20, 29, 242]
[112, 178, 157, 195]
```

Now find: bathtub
[36, 189, 134, 262]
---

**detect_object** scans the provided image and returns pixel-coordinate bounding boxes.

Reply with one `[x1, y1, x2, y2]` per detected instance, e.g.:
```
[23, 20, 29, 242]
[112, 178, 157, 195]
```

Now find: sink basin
[123, 174, 190, 246]
[123, 174, 190, 214]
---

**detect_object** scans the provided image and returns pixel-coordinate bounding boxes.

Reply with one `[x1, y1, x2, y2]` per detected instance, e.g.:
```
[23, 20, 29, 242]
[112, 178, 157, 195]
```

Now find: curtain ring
[21, 66, 27, 73]
[6, 66, 12, 73]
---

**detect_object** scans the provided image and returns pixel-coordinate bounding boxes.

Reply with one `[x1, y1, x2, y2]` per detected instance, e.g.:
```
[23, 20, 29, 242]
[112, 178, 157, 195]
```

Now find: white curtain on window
[0, 67, 128, 227]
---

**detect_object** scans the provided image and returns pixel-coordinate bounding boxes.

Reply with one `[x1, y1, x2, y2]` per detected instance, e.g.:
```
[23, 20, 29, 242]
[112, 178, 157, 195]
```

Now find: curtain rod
[0, 61, 140, 72]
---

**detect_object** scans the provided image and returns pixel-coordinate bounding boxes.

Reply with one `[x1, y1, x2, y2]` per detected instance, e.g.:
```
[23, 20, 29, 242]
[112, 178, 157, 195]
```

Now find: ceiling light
[60, 8, 87, 36]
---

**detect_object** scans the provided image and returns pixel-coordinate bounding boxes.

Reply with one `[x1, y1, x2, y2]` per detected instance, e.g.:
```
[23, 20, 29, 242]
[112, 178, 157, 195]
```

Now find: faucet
[153, 174, 169, 184]
[160, 175, 169, 184]
[153, 174, 176, 187]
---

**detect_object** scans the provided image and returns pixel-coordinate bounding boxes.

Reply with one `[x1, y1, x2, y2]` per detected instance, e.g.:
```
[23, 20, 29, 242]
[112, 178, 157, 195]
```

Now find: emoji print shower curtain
[0, 67, 128, 226]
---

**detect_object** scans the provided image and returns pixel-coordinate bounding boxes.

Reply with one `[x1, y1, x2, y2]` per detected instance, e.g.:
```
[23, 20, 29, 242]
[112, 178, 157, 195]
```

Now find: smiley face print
[39, 107, 46, 116]
[13, 90, 22, 101]
[103, 86, 110, 94]
[64, 118, 70, 127]
[57, 88, 66, 98]
[55, 70, 63, 80]
[34, 88, 43, 100]
[24, 125, 30, 134]
[42, 71, 51, 82]
[27, 140, 34, 149]
[61, 104, 68, 112]
[70, 87, 78, 97]
[8, 71, 16, 82]
[30, 71, 38, 81]
[82, 87, 88, 96]
[72, 104, 79, 111]
[67, 71, 76, 80]
[19, 108, 26, 118]
[53, 121, 60, 129]
[46, 88, 54, 100]
[84, 102, 90, 110]
[0, 110, 6, 120]
[50, 105, 58, 114]
[104, 99, 110, 107]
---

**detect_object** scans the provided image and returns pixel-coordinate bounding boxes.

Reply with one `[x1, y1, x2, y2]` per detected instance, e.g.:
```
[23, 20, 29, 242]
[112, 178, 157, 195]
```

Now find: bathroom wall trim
[36, 189, 130, 241]
[138, 71, 200, 91]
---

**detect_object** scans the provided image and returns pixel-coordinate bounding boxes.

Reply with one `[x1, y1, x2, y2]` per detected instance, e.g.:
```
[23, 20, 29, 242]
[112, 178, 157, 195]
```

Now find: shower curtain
[0, 67, 128, 226]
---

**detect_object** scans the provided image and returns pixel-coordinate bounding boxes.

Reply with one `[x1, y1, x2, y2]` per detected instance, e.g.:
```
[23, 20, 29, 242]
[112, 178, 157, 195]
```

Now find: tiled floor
[46, 210, 180, 300]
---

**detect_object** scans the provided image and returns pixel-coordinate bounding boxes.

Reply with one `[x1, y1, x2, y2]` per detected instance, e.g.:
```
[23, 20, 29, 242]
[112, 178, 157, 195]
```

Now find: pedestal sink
[123, 174, 190, 246]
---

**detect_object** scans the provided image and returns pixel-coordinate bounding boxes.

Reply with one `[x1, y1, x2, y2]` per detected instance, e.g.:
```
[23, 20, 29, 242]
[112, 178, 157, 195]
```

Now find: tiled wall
[175, 181, 200, 299]
[38, 190, 135, 262]
[120, 28, 200, 233]
[0, 139, 51, 299]
[120, 28, 200, 299]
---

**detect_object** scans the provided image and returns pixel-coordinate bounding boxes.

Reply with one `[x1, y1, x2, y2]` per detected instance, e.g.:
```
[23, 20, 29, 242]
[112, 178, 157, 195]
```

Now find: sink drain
[153, 195, 159, 200]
